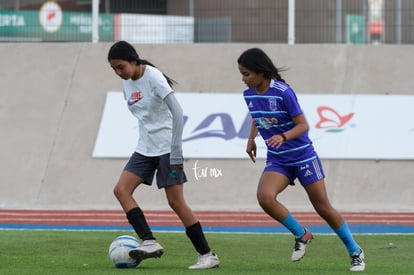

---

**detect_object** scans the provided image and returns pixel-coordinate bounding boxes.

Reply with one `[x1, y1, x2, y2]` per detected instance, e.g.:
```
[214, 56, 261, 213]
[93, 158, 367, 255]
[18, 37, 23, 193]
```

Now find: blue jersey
[243, 80, 317, 166]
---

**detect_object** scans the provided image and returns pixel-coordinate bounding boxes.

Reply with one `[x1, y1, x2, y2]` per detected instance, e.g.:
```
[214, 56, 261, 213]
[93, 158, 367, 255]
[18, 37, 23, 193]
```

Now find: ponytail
[140, 59, 177, 88]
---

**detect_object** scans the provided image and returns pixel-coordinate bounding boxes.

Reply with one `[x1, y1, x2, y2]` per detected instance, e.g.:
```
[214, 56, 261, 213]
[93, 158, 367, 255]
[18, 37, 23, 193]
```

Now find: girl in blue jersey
[107, 41, 219, 270]
[237, 48, 365, 272]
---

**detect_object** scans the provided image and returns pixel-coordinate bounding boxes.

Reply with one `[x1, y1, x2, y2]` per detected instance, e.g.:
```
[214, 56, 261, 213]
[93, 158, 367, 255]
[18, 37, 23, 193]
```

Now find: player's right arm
[246, 120, 258, 163]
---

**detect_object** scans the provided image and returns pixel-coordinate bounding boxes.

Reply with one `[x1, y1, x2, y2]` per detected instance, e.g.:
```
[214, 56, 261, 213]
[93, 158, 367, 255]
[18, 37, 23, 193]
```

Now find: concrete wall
[0, 43, 413, 211]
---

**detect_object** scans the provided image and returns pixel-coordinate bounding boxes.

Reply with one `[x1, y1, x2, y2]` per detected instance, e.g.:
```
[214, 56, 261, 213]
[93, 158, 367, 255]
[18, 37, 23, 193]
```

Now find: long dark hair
[237, 48, 286, 83]
[108, 41, 177, 88]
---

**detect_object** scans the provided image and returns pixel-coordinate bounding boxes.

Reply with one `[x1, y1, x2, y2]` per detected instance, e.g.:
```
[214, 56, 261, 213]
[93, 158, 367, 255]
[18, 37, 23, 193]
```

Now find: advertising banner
[0, 9, 113, 41]
[93, 92, 414, 160]
[115, 13, 194, 43]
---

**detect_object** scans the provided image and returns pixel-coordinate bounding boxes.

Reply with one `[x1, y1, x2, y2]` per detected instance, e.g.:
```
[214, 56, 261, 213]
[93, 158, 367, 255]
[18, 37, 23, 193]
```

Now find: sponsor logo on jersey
[128, 91, 143, 106]
[255, 117, 278, 129]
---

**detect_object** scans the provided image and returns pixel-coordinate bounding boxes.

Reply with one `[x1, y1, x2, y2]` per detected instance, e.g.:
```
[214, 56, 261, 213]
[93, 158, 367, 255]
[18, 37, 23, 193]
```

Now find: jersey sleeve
[282, 88, 303, 119]
[149, 67, 173, 99]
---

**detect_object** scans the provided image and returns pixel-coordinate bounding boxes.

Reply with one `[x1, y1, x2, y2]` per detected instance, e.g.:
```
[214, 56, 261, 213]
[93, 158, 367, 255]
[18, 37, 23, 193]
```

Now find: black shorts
[124, 152, 187, 189]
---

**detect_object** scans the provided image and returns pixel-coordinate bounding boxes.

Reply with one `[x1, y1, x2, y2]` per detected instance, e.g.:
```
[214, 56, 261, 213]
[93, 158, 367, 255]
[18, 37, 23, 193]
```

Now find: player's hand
[170, 164, 183, 170]
[266, 134, 285, 148]
[246, 139, 257, 163]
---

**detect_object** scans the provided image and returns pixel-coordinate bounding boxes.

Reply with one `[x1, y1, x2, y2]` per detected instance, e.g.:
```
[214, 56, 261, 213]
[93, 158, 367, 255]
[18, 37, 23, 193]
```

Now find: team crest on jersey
[128, 91, 143, 106]
[268, 97, 278, 111]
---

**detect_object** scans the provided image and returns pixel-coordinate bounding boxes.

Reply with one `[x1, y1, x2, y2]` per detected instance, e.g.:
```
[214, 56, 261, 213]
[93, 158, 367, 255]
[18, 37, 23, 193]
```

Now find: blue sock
[334, 221, 361, 256]
[281, 213, 306, 238]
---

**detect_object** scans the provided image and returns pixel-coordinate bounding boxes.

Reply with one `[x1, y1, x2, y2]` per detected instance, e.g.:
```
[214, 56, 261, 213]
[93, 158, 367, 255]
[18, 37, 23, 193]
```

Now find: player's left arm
[164, 92, 184, 167]
[266, 114, 309, 148]
[284, 113, 309, 140]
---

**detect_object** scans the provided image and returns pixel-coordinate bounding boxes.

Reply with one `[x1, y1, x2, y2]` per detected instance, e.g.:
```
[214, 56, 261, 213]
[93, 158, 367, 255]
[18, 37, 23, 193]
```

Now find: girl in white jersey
[237, 48, 365, 272]
[107, 41, 219, 270]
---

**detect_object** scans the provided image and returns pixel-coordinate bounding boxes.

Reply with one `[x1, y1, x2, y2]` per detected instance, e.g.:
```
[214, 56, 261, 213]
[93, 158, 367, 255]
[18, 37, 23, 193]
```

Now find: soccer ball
[108, 235, 141, 268]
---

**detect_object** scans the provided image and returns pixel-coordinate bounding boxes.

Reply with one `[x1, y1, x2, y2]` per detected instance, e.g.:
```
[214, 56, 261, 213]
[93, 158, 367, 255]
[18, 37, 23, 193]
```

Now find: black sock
[126, 207, 155, 241]
[185, 221, 211, 255]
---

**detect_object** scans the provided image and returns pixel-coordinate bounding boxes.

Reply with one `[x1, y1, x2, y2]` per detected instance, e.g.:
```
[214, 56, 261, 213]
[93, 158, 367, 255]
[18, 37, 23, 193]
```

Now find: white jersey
[122, 65, 173, 157]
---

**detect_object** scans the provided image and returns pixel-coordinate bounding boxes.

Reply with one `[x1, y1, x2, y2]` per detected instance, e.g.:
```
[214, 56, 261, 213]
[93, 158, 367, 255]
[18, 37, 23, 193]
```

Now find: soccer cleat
[350, 249, 365, 272]
[291, 228, 314, 261]
[129, 239, 164, 260]
[188, 252, 220, 269]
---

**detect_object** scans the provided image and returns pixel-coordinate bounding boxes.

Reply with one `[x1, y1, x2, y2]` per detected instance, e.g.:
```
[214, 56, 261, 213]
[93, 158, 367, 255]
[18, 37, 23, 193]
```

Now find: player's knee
[314, 204, 335, 219]
[113, 186, 120, 198]
[257, 192, 275, 208]
[113, 184, 126, 199]
[167, 198, 182, 212]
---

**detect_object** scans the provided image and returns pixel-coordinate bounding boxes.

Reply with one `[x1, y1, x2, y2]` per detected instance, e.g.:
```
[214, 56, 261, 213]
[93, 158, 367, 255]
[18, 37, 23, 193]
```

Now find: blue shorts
[263, 157, 325, 186]
[124, 152, 187, 189]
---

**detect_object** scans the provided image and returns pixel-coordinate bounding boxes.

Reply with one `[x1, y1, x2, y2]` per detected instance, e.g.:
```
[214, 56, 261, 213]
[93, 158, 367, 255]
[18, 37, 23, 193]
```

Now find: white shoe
[291, 229, 313, 261]
[188, 252, 220, 269]
[350, 250, 365, 272]
[129, 239, 164, 260]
